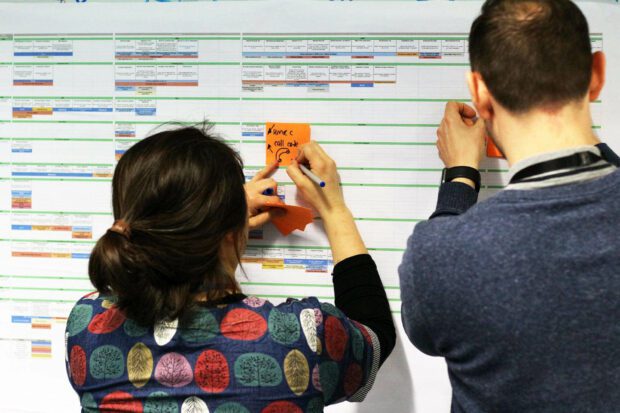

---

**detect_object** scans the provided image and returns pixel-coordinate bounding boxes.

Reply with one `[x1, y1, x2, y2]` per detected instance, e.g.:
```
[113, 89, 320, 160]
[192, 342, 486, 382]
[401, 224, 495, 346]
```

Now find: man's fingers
[458, 102, 477, 119]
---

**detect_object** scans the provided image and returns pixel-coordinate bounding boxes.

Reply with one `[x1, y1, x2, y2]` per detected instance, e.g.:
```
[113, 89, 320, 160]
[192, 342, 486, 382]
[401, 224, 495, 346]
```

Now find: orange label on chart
[265, 122, 310, 166]
[486, 136, 504, 158]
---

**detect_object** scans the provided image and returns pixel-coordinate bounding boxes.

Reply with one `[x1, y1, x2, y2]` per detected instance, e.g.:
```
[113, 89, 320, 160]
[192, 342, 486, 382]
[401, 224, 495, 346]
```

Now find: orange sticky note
[265, 122, 310, 166]
[264, 201, 314, 236]
[486, 136, 504, 158]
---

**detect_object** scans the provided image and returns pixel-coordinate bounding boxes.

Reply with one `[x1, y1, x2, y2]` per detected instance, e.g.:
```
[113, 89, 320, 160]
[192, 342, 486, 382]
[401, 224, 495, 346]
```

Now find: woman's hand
[244, 161, 284, 230]
[286, 142, 366, 264]
[286, 141, 347, 219]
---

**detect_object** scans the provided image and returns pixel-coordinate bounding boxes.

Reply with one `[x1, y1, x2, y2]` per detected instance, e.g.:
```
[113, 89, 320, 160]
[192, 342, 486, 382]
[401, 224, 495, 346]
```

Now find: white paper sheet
[0, 2, 618, 412]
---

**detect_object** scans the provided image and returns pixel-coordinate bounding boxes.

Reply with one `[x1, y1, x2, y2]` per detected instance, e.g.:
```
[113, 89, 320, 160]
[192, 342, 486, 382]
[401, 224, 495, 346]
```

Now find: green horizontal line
[115, 121, 238, 126]
[485, 185, 505, 189]
[0, 286, 91, 293]
[0, 298, 75, 303]
[245, 165, 438, 172]
[13, 62, 113, 66]
[243, 97, 468, 102]
[0, 238, 95, 244]
[0, 210, 110, 215]
[252, 293, 401, 303]
[340, 183, 438, 188]
[241, 281, 332, 288]
[0, 275, 88, 280]
[116, 97, 239, 101]
[243, 122, 438, 128]
[0, 178, 111, 182]
[273, 182, 437, 188]
[484, 169, 509, 173]
[355, 217, 423, 222]
[243, 140, 436, 146]
[248, 244, 330, 250]
[322, 141, 435, 146]
[12, 120, 113, 124]
[240, 281, 400, 290]
[338, 167, 440, 171]
[15, 37, 112, 41]
[117, 62, 239, 66]
[242, 62, 469, 67]
[6, 138, 113, 142]
[14, 96, 112, 100]
[4, 162, 112, 167]
[244, 35, 600, 41]
[116, 37, 240, 40]
[247, 244, 403, 252]
[243, 36, 468, 41]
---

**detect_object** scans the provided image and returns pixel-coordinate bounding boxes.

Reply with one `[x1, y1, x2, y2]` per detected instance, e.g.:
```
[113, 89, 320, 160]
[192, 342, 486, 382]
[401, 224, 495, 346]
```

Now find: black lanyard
[509, 151, 610, 185]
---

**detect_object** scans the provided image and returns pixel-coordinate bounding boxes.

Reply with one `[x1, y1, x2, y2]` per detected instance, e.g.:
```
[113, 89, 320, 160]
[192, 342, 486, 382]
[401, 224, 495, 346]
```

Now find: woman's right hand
[287, 141, 366, 264]
[286, 141, 348, 219]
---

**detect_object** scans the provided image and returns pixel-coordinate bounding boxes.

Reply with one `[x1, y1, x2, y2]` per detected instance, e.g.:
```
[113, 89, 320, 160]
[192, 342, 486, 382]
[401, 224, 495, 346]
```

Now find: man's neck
[493, 101, 600, 166]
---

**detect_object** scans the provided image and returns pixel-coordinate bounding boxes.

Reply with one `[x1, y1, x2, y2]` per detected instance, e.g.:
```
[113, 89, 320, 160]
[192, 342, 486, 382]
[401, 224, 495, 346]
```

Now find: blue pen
[299, 164, 325, 187]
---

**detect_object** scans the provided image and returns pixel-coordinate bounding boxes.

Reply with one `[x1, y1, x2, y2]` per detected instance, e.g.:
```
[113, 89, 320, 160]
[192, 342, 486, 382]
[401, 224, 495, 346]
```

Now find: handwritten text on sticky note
[265, 122, 310, 166]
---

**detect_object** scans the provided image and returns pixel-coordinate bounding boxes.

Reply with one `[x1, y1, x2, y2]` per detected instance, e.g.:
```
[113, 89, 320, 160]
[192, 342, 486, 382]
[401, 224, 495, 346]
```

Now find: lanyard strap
[510, 151, 607, 184]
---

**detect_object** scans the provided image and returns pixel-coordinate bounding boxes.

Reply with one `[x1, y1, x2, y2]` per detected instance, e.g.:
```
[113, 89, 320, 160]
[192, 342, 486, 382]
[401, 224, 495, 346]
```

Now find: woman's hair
[89, 124, 247, 326]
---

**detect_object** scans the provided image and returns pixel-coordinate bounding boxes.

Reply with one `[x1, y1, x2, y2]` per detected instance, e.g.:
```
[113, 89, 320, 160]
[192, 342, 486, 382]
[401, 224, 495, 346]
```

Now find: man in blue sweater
[399, 0, 620, 412]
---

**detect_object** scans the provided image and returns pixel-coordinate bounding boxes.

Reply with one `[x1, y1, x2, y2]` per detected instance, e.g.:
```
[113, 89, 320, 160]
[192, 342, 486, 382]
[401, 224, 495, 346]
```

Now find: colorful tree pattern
[260, 401, 302, 413]
[70, 345, 87, 386]
[124, 319, 149, 338]
[100, 391, 143, 413]
[128, 342, 154, 388]
[180, 308, 220, 343]
[284, 350, 309, 396]
[90, 345, 125, 380]
[195, 350, 229, 393]
[67, 304, 93, 336]
[67, 294, 375, 413]
[144, 391, 179, 413]
[155, 353, 193, 388]
[181, 396, 209, 413]
[221, 309, 267, 341]
[234, 353, 283, 387]
[88, 306, 126, 334]
[268, 309, 300, 345]
[325, 316, 348, 362]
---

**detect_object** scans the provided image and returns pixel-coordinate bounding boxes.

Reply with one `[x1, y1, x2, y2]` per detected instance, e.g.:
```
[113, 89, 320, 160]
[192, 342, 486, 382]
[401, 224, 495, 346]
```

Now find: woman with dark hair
[65, 125, 395, 413]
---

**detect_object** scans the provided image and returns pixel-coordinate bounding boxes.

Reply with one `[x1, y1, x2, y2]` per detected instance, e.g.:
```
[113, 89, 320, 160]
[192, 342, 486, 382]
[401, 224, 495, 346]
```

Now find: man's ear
[467, 71, 494, 120]
[589, 51, 605, 102]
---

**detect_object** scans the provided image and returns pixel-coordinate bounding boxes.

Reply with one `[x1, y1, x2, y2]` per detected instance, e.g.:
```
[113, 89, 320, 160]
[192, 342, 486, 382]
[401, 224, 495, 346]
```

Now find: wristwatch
[441, 166, 481, 192]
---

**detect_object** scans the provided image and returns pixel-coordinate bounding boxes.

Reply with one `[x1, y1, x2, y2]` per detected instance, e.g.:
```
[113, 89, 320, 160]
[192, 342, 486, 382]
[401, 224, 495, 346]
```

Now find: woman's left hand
[244, 161, 284, 229]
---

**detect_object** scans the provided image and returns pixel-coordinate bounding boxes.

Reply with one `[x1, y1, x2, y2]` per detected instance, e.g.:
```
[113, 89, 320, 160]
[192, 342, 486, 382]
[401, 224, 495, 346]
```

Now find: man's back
[400, 170, 620, 412]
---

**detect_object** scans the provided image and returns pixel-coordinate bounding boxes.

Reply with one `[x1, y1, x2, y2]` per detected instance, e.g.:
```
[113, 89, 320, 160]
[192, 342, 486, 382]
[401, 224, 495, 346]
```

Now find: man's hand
[437, 101, 486, 170]
[245, 161, 284, 230]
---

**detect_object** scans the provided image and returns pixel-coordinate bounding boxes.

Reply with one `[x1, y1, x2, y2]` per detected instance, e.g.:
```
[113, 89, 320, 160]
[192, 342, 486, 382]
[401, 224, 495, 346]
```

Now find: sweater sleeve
[429, 181, 479, 219]
[332, 254, 396, 365]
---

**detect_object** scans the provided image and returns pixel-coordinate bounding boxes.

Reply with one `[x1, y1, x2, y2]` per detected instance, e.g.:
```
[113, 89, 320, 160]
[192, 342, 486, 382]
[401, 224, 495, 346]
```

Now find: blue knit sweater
[399, 144, 620, 412]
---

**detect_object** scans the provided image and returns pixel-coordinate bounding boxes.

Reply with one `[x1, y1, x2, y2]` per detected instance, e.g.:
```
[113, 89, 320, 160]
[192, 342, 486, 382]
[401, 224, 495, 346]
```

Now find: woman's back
[67, 292, 378, 412]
